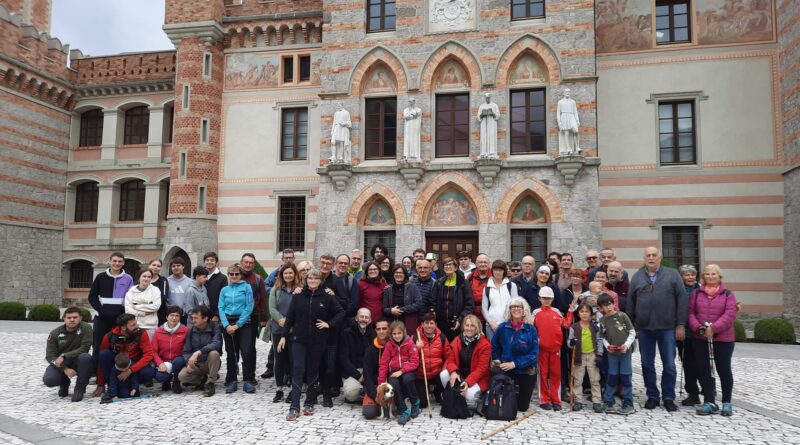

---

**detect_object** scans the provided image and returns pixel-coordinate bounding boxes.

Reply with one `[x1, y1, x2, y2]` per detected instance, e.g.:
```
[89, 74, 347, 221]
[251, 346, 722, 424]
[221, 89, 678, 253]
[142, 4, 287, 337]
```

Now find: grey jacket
[626, 266, 687, 330]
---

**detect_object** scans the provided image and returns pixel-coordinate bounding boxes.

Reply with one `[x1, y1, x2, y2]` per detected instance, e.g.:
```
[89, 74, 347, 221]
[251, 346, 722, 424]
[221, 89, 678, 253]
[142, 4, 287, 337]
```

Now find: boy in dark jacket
[599, 294, 636, 415]
[101, 353, 139, 403]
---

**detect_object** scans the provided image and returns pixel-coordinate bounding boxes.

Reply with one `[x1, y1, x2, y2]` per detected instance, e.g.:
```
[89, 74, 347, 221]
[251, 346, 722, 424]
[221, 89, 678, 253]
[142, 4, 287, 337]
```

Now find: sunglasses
[586, 256, 598, 260]
[228, 272, 240, 276]
[511, 268, 521, 272]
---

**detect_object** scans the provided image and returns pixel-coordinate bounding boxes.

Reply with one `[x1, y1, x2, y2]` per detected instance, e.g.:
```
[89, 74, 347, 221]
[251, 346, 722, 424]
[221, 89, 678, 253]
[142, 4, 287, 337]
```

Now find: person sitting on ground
[441, 314, 491, 411]
[491, 297, 539, 412]
[97, 313, 155, 399]
[362, 319, 390, 420]
[178, 305, 223, 397]
[339, 308, 376, 403]
[125, 269, 162, 338]
[101, 352, 139, 403]
[413, 312, 451, 408]
[567, 303, 603, 413]
[151, 306, 189, 393]
[184, 266, 209, 327]
[43, 306, 93, 402]
[378, 320, 421, 425]
[598, 293, 636, 415]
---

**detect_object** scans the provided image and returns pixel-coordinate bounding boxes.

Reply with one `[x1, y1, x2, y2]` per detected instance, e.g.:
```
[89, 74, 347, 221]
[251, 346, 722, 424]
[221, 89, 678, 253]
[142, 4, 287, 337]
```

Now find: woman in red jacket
[152, 306, 189, 393]
[378, 320, 420, 425]
[441, 314, 491, 410]
[358, 262, 387, 325]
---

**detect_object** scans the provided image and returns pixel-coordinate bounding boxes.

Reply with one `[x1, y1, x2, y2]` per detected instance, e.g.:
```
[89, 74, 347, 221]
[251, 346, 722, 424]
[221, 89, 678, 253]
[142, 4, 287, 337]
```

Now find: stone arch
[344, 180, 408, 226]
[110, 172, 150, 184]
[163, 246, 192, 271]
[495, 34, 562, 88]
[495, 177, 565, 224]
[73, 102, 106, 113]
[67, 174, 104, 187]
[113, 98, 153, 110]
[348, 46, 410, 97]
[62, 254, 100, 266]
[411, 172, 491, 225]
[418, 41, 482, 93]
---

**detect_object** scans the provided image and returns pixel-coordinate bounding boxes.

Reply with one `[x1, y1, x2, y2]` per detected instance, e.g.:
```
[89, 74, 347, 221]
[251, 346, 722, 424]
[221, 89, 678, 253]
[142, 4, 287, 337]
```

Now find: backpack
[482, 373, 517, 421]
[440, 382, 472, 419]
[484, 282, 513, 311]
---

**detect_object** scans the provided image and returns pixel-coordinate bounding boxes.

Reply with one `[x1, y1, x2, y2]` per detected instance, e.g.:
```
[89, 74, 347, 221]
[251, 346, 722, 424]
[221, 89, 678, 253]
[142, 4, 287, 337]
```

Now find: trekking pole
[419, 344, 433, 419]
[703, 322, 715, 378]
[481, 407, 537, 440]
[678, 344, 684, 399]
[568, 347, 576, 411]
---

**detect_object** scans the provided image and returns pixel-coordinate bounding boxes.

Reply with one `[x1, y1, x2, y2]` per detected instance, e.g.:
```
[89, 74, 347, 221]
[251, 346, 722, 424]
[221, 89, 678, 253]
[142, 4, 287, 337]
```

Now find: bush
[28, 304, 61, 321]
[753, 318, 797, 344]
[80, 308, 93, 322]
[254, 259, 268, 278]
[0, 302, 26, 320]
[734, 320, 746, 342]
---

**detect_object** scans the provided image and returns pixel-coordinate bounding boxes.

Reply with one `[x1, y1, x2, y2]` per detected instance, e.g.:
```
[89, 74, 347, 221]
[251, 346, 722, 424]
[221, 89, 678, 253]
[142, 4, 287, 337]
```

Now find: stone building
[0, 0, 797, 325]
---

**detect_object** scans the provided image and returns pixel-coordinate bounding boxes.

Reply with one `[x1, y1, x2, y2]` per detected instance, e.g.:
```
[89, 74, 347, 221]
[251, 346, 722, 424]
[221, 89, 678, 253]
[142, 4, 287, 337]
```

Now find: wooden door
[425, 232, 479, 262]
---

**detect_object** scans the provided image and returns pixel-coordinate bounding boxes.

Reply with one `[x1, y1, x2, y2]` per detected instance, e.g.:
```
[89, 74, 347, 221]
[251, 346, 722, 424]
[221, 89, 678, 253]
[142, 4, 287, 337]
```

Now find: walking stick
[481, 407, 537, 440]
[420, 343, 433, 418]
[678, 343, 685, 399]
[707, 336, 715, 379]
[568, 347, 576, 411]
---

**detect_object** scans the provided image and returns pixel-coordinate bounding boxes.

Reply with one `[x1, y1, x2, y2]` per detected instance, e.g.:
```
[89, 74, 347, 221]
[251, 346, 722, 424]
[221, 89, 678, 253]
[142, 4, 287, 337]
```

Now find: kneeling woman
[278, 269, 344, 421]
[491, 297, 539, 411]
[151, 306, 188, 393]
[441, 314, 491, 410]
[378, 321, 420, 425]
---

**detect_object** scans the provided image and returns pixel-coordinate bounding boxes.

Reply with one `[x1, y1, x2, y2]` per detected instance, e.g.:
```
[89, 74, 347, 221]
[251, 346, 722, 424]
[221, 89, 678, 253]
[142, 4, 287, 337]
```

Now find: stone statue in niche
[557, 88, 580, 155]
[476, 92, 499, 159]
[402, 97, 422, 162]
[330, 102, 352, 164]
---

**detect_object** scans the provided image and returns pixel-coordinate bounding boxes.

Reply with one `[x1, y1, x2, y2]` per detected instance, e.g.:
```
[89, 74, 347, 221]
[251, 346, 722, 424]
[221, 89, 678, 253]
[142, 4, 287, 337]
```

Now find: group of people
[43, 245, 738, 422]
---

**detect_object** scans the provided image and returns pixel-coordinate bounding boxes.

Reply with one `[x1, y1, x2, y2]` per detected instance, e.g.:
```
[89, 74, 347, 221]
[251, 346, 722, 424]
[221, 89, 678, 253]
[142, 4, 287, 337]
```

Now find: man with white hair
[339, 308, 376, 403]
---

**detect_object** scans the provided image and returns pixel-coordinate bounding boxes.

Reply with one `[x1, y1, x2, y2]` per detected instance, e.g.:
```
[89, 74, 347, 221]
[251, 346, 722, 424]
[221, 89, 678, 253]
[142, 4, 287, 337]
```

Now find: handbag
[441, 382, 472, 419]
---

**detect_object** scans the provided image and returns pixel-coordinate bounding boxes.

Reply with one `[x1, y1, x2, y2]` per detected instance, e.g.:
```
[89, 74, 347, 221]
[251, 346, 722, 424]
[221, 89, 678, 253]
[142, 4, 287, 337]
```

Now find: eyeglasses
[510, 268, 521, 272]
[586, 256, 598, 260]
[228, 272, 240, 276]
[509, 305, 523, 309]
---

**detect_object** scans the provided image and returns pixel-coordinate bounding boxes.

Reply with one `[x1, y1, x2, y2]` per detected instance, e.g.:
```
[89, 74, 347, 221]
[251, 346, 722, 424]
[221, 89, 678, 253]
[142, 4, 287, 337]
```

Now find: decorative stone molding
[398, 161, 425, 189]
[321, 163, 353, 191]
[554, 155, 586, 185]
[474, 157, 502, 187]
[76, 80, 174, 97]
[163, 21, 226, 46]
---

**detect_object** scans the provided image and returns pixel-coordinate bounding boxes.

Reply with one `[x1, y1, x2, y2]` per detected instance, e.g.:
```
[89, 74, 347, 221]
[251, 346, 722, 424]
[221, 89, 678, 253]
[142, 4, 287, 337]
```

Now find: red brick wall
[223, 0, 321, 17]
[165, 0, 224, 24]
[72, 51, 176, 85]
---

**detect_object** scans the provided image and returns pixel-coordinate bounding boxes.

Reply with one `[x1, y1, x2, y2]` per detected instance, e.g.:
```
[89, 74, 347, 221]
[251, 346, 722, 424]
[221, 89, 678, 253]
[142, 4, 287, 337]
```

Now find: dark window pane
[510, 88, 546, 154]
[364, 231, 396, 259]
[123, 106, 149, 145]
[658, 100, 695, 165]
[281, 108, 308, 160]
[283, 56, 293, 82]
[674, 28, 689, 41]
[69, 260, 94, 288]
[510, 229, 548, 264]
[74, 181, 99, 222]
[119, 180, 145, 221]
[79, 109, 104, 147]
[365, 97, 398, 159]
[279, 197, 305, 251]
[436, 94, 470, 157]
[661, 226, 699, 271]
[299, 56, 311, 81]
[656, 1, 692, 44]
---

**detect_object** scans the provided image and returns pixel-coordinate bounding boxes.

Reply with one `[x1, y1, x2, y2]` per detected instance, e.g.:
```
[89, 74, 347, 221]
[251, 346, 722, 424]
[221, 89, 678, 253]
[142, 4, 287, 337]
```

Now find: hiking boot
[592, 403, 603, 413]
[226, 382, 238, 393]
[663, 400, 679, 412]
[162, 379, 172, 392]
[145, 381, 153, 388]
[410, 401, 421, 418]
[644, 398, 660, 410]
[243, 382, 256, 394]
[604, 403, 617, 414]
[261, 369, 274, 379]
[681, 393, 700, 406]
[618, 404, 635, 415]
[71, 388, 85, 402]
[552, 403, 562, 411]
[286, 408, 299, 421]
[303, 405, 315, 416]
[696, 402, 719, 415]
[273, 390, 284, 403]
[172, 378, 183, 394]
[397, 409, 411, 425]
[322, 391, 333, 408]
[721, 403, 733, 417]
[539, 403, 552, 410]
[572, 402, 583, 411]
[58, 384, 69, 398]
[203, 382, 215, 397]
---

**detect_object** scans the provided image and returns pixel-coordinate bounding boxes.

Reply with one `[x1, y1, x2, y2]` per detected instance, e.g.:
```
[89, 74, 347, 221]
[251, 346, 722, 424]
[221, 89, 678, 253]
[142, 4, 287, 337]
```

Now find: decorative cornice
[162, 21, 225, 46]
[76, 79, 175, 97]
[221, 10, 323, 23]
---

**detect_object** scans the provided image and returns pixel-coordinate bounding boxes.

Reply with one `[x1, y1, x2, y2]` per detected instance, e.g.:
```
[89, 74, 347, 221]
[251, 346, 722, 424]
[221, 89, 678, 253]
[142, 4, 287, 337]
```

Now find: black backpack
[482, 373, 517, 421]
[440, 382, 472, 419]
[484, 282, 513, 311]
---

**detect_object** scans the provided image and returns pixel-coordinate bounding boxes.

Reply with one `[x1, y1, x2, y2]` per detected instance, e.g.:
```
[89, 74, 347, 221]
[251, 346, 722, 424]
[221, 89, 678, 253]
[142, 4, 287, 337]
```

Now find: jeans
[154, 356, 187, 383]
[290, 340, 326, 411]
[693, 339, 735, 404]
[638, 328, 677, 401]
[98, 349, 155, 387]
[222, 322, 256, 383]
[43, 353, 93, 390]
[604, 352, 633, 405]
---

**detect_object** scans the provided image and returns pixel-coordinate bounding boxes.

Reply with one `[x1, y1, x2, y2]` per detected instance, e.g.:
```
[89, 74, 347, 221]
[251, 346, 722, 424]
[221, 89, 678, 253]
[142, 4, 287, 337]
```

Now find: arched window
[123, 259, 141, 278]
[74, 181, 99, 222]
[119, 179, 145, 221]
[79, 109, 103, 146]
[123, 106, 149, 144]
[68, 260, 94, 288]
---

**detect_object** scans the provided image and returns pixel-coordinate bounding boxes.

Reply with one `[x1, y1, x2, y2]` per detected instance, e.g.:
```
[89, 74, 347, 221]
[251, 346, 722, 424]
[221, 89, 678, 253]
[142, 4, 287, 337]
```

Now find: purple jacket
[688, 284, 738, 342]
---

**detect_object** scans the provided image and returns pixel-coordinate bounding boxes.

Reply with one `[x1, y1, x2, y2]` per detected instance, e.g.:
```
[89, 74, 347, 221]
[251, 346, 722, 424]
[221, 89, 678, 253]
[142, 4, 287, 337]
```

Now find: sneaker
[145, 381, 153, 388]
[172, 378, 183, 394]
[410, 401, 421, 418]
[721, 403, 733, 417]
[539, 403, 552, 410]
[592, 403, 603, 413]
[71, 388, 85, 403]
[303, 405, 315, 416]
[696, 402, 720, 415]
[681, 394, 700, 406]
[572, 402, 583, 411]
[644, 398, 660, 410]
[663, 400, 679, 412]
[100, 394, 113, 404]
[203, 382, 215, 397]
[285, 396, 292, 404]
[243, 382, 256, 394]
[603, 402, 616, 414]
[58, 384, 69, 398]
[286, 408, 299, 421]
[618, 404, 635, 415]
[261, 369, 274, 379]
[273, 390, 284, 403]
[162, 380, 172, 392]
[552, 403, 562, 411]
[397, 409, 411, 425]
[226, 382, 238, 394]
[322, 392, 333, 408]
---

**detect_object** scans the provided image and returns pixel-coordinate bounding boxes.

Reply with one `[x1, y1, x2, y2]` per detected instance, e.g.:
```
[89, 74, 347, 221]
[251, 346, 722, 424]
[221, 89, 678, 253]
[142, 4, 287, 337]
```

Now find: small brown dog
[375, 382, 395, 419]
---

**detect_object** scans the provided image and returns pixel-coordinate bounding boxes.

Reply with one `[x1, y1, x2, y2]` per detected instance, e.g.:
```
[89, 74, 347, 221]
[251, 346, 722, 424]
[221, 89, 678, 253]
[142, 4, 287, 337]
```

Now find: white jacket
[125, 284, 162, 330]
[482, 278, 519, 326]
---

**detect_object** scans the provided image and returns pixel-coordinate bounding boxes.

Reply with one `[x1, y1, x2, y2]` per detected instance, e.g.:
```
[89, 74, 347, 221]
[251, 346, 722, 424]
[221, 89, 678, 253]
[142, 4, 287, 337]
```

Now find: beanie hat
[537, 265, 551, 276]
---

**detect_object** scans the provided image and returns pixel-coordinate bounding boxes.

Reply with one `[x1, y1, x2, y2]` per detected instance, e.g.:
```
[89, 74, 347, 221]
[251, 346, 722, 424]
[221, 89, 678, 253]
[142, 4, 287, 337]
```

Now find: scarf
[461, 332, 480, 347]
[705, 285, 720, 298]
[161, 322, 182, 334]
[511, 320, 523, 331]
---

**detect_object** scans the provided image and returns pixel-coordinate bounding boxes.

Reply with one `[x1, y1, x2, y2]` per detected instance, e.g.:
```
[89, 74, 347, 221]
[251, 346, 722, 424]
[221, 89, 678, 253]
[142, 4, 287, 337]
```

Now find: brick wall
[72, 51, 176, 85]
[165, 0, 224, 24]
[223, 0, 321, 18]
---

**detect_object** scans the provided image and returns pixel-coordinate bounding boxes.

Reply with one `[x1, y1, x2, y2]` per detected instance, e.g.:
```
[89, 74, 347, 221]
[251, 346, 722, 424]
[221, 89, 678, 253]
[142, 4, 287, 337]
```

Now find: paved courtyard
[0, 321, 798, 445]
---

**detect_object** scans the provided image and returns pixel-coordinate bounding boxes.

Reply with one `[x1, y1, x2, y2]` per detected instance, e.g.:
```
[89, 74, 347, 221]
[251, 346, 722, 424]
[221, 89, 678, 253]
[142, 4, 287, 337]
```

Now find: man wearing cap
[457, 251, 475, 276]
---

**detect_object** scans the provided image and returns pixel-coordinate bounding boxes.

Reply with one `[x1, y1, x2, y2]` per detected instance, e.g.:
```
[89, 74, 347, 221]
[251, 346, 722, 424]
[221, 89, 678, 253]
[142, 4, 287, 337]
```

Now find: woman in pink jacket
[378, 320, 420, 425]
[688, 264, 738, 417]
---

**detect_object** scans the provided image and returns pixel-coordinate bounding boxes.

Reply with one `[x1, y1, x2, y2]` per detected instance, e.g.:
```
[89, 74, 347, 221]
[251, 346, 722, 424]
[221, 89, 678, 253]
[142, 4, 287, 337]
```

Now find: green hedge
[254, 260, 268, 279]
[734, 320, 746, 342]
[0, 302, 26, 320]
[28, 304, 61, 321]
[753, 318, 796, 344]
[80, 308, 93, 321]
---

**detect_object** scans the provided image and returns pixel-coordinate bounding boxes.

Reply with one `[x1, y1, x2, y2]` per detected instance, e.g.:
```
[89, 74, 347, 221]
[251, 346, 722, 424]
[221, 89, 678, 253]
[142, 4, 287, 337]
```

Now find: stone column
[142, 182, 161, 241]
[100, 109, 122, 160]
[96, 184, 116, 240]
[147, 105, 165, 159]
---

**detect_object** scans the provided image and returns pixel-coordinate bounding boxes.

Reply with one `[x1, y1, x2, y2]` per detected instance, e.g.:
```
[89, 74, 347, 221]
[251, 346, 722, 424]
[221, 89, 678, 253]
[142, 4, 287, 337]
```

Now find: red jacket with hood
[378, 335, 419, 383]
[97, 326, 154, 385]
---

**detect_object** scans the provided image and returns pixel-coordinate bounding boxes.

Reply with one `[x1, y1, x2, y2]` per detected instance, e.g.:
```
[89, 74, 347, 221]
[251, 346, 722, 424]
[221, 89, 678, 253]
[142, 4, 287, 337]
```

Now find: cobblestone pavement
[0, 332, 798, 445]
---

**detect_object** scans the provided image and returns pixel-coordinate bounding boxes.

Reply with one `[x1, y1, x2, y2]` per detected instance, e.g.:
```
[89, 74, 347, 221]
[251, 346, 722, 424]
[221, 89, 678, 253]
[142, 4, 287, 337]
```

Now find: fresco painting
[426, 190, 477, 226]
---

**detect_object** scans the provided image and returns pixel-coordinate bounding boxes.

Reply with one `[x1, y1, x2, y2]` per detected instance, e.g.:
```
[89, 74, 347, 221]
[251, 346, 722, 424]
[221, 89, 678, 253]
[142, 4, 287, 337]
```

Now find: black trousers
[43, 353, 93, 390]
[677, 338, 701, 396]
[511, 373, 537, 411]
[222, 322, 256, 383]
[415, 375, 445, 408]
[272, 333, 291, 388]
[693, 339, 734, 404]
[322, 328, 341, 391]
[92, 316, 115, 367]
[290, 340, 326, 410]
[388, 372, 418, 412]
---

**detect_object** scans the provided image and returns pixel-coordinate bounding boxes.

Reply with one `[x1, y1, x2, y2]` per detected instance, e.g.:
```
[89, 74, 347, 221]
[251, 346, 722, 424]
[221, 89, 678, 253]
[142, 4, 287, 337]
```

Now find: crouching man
[43, 307, 93, 402]
[178, 306, 223, 397]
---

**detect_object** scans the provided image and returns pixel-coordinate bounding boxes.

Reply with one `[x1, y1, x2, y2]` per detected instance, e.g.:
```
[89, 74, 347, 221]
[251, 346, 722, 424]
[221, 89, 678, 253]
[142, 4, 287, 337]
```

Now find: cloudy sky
[51, 0, 173, 57]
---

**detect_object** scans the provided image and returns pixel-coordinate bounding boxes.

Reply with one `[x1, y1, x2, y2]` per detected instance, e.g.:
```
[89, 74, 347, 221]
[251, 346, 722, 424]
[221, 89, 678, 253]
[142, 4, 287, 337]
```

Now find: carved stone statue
[402, 97, 422, 161]
[476, 92, 499, 158]
[557, 87, 580, 155]
[330, 102, 352, 163]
